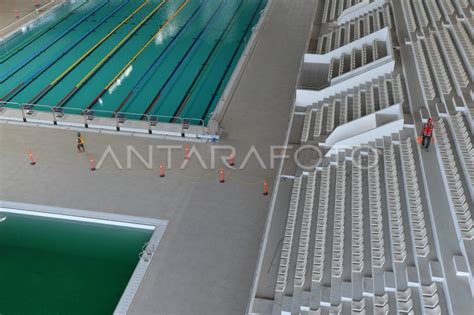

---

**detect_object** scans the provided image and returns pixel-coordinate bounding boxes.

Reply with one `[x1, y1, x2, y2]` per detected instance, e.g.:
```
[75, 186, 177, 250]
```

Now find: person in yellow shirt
[77, 132, 85, 153]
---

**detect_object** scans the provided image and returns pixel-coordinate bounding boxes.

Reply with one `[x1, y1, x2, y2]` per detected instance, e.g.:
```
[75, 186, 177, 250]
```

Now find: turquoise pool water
[0, 211, 153, 314]
[0, 0, 266, 124]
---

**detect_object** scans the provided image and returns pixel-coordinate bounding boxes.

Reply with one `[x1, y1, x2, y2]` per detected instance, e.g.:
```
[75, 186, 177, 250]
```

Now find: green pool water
[0, 0, 267, 124]
[0, 211, 153, 314]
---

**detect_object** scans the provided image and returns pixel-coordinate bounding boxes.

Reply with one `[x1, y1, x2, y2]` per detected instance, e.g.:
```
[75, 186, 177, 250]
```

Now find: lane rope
[2, 0, 132, 103]
[0, 0, 110, 83]
[55, 0, 168, 108]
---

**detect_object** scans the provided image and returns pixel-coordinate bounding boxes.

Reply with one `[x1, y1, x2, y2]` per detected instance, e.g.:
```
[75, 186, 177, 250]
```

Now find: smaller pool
[0, 204, 166, 315]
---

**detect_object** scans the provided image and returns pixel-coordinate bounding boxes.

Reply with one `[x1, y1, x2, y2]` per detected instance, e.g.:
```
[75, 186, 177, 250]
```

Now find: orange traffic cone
[185, 144, 189, 160]
[263, 178, 269, 196]
[89, 154, 96, 171]
[228, 153, 235, 167]
[159, 161, 165, 178]
[28, 149, 36, 165]
[219, 168, 225, 183]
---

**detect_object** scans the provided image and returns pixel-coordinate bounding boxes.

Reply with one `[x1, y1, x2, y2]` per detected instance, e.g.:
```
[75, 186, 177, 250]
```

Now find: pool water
[0, 0, 267, 124]
[0, 212, 152, 314]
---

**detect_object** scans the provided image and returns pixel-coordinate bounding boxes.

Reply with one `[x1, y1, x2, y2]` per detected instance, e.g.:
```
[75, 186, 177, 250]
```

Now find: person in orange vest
[77, 132, 85, 153]
[421, 118, 434, 150]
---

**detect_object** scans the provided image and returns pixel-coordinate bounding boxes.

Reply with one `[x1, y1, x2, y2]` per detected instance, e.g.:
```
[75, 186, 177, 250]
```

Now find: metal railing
[0, 101, 207, 137]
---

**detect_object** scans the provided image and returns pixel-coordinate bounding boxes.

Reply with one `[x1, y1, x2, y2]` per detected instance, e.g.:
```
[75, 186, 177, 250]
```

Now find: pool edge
[0, 200, 168, 315]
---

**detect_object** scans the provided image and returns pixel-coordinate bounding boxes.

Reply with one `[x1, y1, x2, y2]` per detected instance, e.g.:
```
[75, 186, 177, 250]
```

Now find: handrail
[0, 100, 207, 136]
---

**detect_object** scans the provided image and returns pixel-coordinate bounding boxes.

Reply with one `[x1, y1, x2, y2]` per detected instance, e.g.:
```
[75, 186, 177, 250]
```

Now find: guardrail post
[146, 115, 152, 134]
[82, 111, 88, 128]
[51, 107, 57, 125]
[115, 113, 120, 132]
[180, 118, 186, 138]
[20, 105, 27, 122]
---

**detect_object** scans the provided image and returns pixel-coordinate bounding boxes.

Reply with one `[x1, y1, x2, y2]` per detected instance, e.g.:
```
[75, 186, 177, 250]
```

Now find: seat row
[271, 134, 447, 313]
[327, 40, 388, 82]
[316, 6, 390, 55]
[322, 0, 365, 23]
[450, 113, 474, 195]
[434, 119, 474, 240]
[438, 28, 469, 89]
[425, 0, 442, 23]
[312, 166, 331, 283]
[276, 175, 302, 292]
[294, 172, 316, 287]
[399, 139, 431, 257]
[411, 40, 436, 101]
[401, 0, 417, 33]
[384, 142, 408, 263]
[412, 0, 430, 29]
[451, 20, 473, 71]
[331, 161, 346, 277]
[409, 0, 460, 29]
[424, 34, 452, 95]
[351, 154, 364, 273]
[300, 74, 404, 143]
[368, 149, 386, 269]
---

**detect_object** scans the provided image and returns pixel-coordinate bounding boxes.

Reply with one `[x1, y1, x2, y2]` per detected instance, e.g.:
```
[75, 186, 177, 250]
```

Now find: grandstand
[249, 0, 474, 314]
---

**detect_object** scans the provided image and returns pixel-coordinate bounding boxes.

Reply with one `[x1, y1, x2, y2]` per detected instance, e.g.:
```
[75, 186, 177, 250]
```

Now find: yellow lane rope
[76, 0, 168, 88]
[50, 0, 150, 86]
[104, 0, 190, 91]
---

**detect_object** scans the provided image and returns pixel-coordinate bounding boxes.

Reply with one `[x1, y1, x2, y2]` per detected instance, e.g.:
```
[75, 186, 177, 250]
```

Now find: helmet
[77, 132, 81, 137]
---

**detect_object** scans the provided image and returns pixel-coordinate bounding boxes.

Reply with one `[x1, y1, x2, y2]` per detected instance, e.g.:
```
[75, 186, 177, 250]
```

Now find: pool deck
[0, 0, 62, 36]
[0, 0, 317, 314]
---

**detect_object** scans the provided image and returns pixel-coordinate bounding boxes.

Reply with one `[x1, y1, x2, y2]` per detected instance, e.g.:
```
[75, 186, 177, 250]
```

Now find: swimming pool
[0, 0, 267, 125]
[0, 204, 166, 314]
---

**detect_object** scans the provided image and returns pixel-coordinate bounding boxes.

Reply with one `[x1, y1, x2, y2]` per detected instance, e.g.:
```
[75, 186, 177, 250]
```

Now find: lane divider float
[172, 0, 245, 119]
[141, 0, 227, 118]
[25, 0, 148, 104]
[0, 0, 110, 83]
[87, 0, 192, 112]
[54, 0, 168, 109]
[109, 0, 204, 114]
[2, 0, 132, 102]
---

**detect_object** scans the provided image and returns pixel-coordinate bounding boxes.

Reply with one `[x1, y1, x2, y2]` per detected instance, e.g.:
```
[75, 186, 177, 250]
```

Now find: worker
[421, 118, 434, 150]
[77, 132, 85, 153]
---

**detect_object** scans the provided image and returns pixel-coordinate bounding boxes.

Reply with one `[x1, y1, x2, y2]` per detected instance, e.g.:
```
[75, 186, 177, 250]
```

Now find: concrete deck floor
[0, 0, 317, 314]
[0, 0, 51, 29]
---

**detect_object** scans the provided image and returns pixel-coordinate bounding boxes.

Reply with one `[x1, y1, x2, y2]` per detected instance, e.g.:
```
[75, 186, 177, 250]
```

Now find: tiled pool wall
[0, 201, 167, 315]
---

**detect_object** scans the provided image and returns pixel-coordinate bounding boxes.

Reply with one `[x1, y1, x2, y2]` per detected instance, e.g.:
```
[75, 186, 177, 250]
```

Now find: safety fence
[0, 101, 213, 140]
